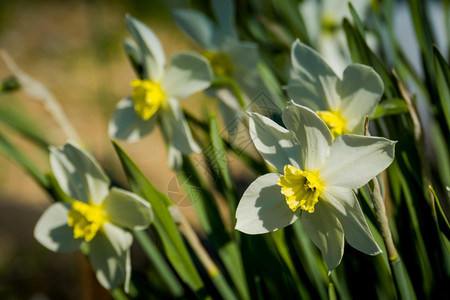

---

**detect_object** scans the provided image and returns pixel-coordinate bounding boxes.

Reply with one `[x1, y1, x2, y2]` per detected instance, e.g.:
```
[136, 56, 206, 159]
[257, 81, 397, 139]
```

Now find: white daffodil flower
[287, 40, 384, 138]
[235, 102, 396, 271]
[34, 141, 154, 291]
[298, 0, 373, 75]
[109, 15, 213, 169]
[173, 0, 280, 137]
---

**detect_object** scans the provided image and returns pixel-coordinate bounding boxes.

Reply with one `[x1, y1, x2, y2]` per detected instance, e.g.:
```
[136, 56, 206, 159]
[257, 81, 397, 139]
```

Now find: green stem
[111, 288, 129, 300]
[328, 283, 337, 300]
[389, 257, 416, 300]
[370, 176, 416, 300]
[211, 76, 246, 108]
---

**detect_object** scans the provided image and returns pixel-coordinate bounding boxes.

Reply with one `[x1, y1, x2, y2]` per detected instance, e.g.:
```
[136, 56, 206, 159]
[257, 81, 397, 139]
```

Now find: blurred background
[0, 0, 448, 299]
[0, 1, 203, 298]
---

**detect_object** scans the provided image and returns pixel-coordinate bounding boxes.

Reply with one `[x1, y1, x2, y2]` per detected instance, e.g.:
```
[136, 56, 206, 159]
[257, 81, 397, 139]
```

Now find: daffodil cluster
[235, 102, 395, 271]
[5, 0, 446, 298]
[109, 15, 213, 169]
[34, 141, 154, 291]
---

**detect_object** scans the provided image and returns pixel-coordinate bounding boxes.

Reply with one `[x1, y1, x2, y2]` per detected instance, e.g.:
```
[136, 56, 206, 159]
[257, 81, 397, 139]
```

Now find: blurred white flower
[34, 141, 153, 291]
[299, 0, 373, 75]
[109, 15, 213, 169]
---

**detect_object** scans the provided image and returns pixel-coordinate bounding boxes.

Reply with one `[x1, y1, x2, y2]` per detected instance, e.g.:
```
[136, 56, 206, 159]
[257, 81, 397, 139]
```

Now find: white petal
[167, 145, 183, 171]
[89, 223, 133, 291]
[339, 64, 384, 134]
[301, 202, 344, 271]
[321, 0, 369, 21]
[282, 102, 332, 171]
[34, 203, 82, 253]
[222, 39, 265, 100]
[162, 52, 212, 99]
[320, 135, 396, 189]
[123, 38, 143, 68]
[297, 0, 320, 44]
[290, 40, 341, 111]
[159, 98, 201, 155]
[322, 186, 381, 255]
[235, 173, 300, 234]
[50, 142, 110, 205]
[212, 0, 238, 39]
[317, 33, 349, 76]
[249, 112, 300, 173]
[172, 9, 217, 49]
[287, 78, 327, 111]
[104, 188, 153, 231]
[108, 98, 157, 142]
[126, 15, 165, 81]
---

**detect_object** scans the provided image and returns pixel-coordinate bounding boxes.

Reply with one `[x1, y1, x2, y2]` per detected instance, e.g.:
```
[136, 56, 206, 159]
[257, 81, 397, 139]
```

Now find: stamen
[202, 50, 234, 77]
[277, 165, 324, 213]
[68, 201, 108, 242]
[316, 110, 348, 138]
[130, 79, 166, 120]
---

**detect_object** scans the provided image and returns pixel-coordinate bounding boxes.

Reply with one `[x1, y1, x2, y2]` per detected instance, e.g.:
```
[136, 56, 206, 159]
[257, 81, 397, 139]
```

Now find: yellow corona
[130, 79, 166, 120]
[202, 50, 234, 77]
[277, 165, 324, 213]
[316, 110, 348, 138]
[68, 201, 108, 242]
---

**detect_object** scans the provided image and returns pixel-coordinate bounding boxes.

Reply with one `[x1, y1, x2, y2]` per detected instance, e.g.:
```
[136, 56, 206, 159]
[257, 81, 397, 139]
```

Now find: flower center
[277, 165, 324, 213]
[316, 110, 347, 138]
[67, 200, 108, 242]
[321, 14, 338, 33]
[130, 79, 166, 120]
[201, 50, 234, 77]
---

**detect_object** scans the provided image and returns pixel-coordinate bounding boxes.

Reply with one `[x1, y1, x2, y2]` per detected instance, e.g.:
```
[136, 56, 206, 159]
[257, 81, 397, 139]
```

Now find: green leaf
[272, 229, 311, 300]
[0, 132, 48, 189]
[258, 62, 286, 111]
[272, 0, 310, 45]
[291, 221, 329, 300]
[348, 2, 365, 38]
[179, 155, 250, 299]
[429, 186, 450, 241]
[343, 19, 400, 99]
[209, 115, 234, 203]
[406, 0, 437, 97]
[430, 121, 450, 187]
[0, 105, 49, 148]
[433, 45, 450, 130]
[112, 140, 204, 292]
[134, 231, 184, 297]
[371, 98, 409, 119]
